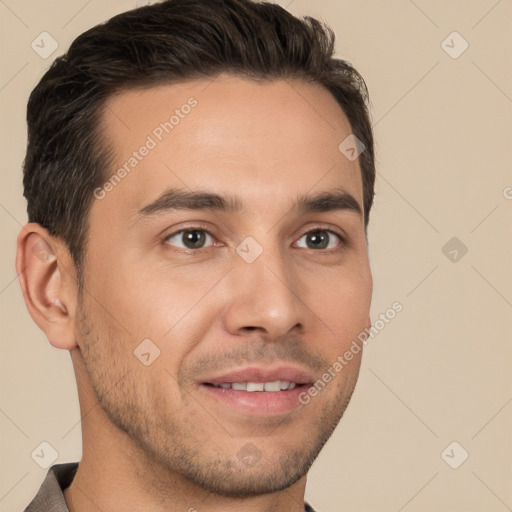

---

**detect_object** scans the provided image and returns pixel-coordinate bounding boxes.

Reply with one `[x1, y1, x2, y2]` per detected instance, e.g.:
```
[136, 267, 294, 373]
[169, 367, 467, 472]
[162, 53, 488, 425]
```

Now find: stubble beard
[76, 299, 360, 498]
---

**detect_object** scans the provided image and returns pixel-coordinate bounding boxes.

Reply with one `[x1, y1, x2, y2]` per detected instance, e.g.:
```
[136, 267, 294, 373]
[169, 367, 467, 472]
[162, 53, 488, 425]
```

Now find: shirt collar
[24, 463, 78, 511]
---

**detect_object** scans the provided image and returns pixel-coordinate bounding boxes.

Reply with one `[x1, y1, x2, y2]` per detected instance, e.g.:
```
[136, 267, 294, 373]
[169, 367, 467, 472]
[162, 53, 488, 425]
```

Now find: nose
[222, 244, 304, 340]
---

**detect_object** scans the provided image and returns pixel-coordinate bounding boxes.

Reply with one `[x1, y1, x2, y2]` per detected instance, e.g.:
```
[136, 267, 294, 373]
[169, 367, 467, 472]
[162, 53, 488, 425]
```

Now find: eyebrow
[135, 187, 362, 220]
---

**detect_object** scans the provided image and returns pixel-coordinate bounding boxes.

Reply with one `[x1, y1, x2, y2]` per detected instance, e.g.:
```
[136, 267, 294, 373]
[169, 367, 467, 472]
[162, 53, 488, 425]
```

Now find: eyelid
[294, 228, 345, 252]
[163, 224, 218, 252]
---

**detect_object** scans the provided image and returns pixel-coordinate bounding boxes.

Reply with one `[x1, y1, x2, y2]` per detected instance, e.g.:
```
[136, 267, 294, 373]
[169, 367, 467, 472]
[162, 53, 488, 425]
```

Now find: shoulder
[24, 462, 79, 512]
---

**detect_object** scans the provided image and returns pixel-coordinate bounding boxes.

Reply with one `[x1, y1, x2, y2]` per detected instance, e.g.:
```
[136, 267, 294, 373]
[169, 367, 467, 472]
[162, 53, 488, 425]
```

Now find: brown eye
[165, 229, 214, 250]
[295, 230, 342, 250]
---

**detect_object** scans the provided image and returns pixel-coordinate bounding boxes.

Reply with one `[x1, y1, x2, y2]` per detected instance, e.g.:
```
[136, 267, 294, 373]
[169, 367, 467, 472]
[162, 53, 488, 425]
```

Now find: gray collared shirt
[24, 463, 318, 511]
[24, 463, 78, 512]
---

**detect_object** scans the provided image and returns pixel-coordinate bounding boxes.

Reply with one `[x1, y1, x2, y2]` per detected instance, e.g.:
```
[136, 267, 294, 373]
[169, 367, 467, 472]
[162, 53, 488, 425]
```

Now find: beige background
[1, 0, 511, 511]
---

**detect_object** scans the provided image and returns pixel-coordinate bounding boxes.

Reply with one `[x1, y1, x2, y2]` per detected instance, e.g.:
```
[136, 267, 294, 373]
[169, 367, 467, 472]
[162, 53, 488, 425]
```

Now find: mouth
[203, 380, 300, 391]
[199, 366, 314, 416]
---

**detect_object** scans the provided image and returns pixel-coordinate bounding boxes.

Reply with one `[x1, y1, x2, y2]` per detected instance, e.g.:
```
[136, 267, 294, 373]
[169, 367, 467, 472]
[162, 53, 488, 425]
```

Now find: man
[17, 0, 375, 510]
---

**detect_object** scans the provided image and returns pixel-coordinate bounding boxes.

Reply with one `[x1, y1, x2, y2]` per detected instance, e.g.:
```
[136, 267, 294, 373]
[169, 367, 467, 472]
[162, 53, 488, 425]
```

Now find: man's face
[78, 75, 372, 495]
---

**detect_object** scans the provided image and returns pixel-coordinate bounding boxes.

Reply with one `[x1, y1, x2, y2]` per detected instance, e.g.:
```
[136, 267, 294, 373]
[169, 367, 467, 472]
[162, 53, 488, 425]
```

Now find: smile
[199, 366, 314, 416]
[206, 380, 297, 391]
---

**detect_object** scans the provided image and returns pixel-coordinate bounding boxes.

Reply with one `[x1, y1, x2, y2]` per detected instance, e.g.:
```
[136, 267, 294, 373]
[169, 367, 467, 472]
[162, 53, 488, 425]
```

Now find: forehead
[95, 75, 363, 222]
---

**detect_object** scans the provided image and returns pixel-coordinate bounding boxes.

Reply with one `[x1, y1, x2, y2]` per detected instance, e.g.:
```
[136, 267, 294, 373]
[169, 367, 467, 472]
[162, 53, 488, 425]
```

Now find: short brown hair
[23, 0, 375, 287]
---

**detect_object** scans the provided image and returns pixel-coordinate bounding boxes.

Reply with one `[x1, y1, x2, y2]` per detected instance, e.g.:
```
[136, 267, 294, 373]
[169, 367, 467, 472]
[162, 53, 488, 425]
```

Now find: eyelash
[162, 226, 346, 254]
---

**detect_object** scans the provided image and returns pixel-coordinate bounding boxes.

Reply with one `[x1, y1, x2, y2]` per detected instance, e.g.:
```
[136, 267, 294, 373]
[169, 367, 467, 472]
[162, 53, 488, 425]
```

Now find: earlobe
[16, 224, 78, 350]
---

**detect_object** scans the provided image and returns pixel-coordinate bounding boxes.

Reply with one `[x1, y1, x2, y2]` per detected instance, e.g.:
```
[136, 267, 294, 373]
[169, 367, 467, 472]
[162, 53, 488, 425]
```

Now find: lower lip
[200, 384, 309, 416]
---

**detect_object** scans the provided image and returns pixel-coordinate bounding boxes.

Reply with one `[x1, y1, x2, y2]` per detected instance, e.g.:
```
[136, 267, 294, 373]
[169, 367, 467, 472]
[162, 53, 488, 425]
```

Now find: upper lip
[201, 365, 315, 386]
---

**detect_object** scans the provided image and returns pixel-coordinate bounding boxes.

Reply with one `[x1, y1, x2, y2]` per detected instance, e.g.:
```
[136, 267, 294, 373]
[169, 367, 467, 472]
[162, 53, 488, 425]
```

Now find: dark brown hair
[23, 0, 375, 287]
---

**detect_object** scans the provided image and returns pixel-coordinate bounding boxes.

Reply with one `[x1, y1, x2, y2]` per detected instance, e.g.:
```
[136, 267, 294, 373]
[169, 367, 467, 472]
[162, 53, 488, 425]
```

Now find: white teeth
[264, 381, 282, 392]
[247, 382, 265, 392]
[213, 380, 299, 392]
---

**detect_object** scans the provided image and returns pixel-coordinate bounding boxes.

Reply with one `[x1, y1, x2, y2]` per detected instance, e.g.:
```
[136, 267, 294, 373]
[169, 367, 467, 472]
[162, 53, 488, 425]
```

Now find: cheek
[83, 247, 183, 337]
[311, 261, 372, 349]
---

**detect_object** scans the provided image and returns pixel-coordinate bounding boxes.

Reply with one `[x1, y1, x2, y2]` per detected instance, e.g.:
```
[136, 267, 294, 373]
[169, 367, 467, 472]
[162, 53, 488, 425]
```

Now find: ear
[16, 223, 79, 350]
